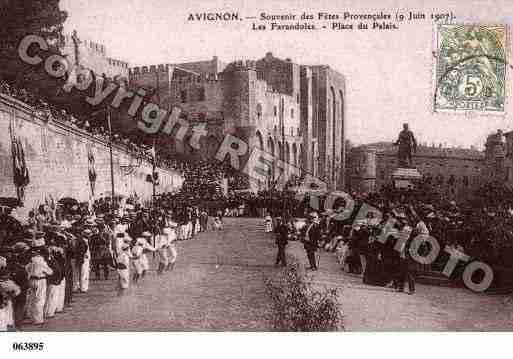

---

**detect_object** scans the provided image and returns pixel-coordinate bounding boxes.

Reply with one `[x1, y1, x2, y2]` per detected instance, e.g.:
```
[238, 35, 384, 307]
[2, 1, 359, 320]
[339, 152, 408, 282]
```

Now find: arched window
[198, 87, 206, 101]
[437, 174, 444, 185]
[255, 131, 264, 151]
[267, 137, 275, 158]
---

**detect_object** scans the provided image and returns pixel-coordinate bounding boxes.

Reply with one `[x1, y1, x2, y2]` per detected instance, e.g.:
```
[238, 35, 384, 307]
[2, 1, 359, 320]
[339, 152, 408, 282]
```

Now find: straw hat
[32, 237, 45, 248]
[308, 211, 319, 219]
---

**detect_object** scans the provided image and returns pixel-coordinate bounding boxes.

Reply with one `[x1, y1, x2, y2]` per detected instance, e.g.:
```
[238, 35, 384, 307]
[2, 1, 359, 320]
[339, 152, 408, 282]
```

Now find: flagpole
[281, 97, 286, 215]
[152, 138, 156, 207]
[107, 107, 115, 215]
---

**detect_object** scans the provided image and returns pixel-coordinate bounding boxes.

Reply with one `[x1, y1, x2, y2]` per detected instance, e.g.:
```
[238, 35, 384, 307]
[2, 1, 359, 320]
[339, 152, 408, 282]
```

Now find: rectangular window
[274, 106, 277, 117]
[291, 108, 294, 118]
[180, 90, 187, 103]
[198, 87, 205, 101]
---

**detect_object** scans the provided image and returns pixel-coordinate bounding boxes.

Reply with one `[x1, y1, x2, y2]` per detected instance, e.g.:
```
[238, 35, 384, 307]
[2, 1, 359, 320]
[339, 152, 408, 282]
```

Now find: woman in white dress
[156, 230, 169, 274]
[264, 215, 273, 233]
[164, 224, 178, 271]
[117, 244, 131, 295]
[131, 240, 144, 282]
[140, 232, 156, 277]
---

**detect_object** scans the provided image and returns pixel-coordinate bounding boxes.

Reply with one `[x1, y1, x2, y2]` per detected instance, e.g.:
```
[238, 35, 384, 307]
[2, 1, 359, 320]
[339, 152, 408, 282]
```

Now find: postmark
[434, 24, 507, 113]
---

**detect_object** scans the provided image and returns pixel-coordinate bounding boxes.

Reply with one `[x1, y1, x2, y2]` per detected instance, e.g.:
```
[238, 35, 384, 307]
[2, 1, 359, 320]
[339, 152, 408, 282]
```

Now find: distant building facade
[348, 142, 486, 199]
[128, 52, 346, 190]
[485, 129, 513, 187]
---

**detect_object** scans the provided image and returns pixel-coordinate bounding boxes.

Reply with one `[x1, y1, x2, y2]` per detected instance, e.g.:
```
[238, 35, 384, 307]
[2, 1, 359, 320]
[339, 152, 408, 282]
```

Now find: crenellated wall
[61, 31, 130, 79]
[0, 94, 183, 217]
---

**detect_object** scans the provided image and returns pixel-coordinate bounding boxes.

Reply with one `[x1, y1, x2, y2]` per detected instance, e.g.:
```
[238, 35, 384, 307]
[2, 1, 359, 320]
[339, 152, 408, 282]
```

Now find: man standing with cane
[303, 212, 321, 271]
[274, 216, 289, 267]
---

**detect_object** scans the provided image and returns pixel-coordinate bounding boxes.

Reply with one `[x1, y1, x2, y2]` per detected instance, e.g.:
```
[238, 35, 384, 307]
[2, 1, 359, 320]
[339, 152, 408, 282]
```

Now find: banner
[9, 122, 29, 202]
[88, 146, 97, 197]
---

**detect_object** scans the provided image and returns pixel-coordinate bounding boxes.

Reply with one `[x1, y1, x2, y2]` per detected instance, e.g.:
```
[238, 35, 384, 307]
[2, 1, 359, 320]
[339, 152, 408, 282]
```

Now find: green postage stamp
[434, 24, 508, 113]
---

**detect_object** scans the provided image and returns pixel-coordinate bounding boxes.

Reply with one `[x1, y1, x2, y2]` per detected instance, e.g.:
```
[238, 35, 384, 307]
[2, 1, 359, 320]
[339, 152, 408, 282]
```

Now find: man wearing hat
[396, 217, 415, 294]
[73, 229, 91, 293]
[303, 212, 321, 270]
[274, 216, 289, 267]
[25, 233, 53, 325]
[60, 229, 76, 307]
[90, 218, 112, 281]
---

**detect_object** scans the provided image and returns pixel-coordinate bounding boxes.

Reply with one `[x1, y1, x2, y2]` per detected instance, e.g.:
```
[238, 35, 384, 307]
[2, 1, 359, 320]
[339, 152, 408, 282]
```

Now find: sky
[60, 0, 513, 149]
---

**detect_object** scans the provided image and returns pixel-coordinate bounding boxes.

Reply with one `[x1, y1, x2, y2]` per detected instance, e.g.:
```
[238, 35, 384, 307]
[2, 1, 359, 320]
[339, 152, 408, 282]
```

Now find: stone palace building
[129, 52, 346, 190]
[60, 32, 347, 191]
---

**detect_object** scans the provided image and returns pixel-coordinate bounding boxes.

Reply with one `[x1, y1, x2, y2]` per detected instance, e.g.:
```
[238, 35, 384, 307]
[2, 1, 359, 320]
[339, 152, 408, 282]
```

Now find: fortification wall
[61, 33, 130, 79]
[0, 94, 183, 217]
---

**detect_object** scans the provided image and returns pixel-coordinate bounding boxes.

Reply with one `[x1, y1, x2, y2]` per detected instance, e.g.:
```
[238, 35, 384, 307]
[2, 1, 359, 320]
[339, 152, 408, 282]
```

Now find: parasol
[58, 197, 79, 207]
[0, 197, 22, 208]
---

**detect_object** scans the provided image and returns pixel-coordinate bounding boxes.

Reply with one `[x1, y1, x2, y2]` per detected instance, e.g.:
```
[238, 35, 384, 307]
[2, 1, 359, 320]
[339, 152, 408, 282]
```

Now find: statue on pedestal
[393, 123, 417, 168]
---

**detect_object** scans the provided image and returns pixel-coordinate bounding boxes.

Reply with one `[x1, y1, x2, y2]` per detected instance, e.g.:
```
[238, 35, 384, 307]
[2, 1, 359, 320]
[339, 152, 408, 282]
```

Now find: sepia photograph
[1, 0, 513, 356]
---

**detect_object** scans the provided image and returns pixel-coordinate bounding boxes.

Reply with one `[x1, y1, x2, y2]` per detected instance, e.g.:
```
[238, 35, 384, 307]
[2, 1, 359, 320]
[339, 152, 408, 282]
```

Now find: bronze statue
[393, 123, 417, 167]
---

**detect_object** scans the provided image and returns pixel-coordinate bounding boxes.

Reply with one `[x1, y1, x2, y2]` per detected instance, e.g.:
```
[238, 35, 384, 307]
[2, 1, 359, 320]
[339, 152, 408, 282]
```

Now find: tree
[0, 0, 67, 88]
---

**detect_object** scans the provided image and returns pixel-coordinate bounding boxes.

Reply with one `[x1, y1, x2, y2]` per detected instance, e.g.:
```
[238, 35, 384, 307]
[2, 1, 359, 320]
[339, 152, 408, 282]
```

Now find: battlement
[224, 60, 257, 72]
[63, 32, 106, 56]
[107, 57, 130, 69]
[129, 65, 222, 85]
[171, 72, 221, 84]
[129, 64, 173, 75]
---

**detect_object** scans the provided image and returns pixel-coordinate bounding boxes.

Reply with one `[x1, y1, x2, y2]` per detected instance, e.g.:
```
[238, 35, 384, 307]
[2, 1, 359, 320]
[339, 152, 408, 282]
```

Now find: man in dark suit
[303, 212, 321, 270]
[396, 218, 415, 294]
[274, 216, 289, 267]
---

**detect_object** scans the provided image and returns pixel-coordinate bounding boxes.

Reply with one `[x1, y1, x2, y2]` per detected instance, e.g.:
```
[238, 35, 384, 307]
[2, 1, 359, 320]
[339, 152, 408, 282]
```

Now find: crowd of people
[156, 157, 307, 218]
[266, 182, 513, 294]
[0, 189, 230, 331]
[5, 75, 513, 322]
[0, 80, 162, 168]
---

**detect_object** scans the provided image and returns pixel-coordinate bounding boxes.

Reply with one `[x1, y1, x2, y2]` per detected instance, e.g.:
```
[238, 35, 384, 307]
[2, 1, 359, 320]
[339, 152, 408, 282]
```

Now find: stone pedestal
[392, 167, 422, 189]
